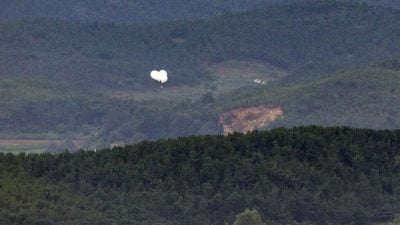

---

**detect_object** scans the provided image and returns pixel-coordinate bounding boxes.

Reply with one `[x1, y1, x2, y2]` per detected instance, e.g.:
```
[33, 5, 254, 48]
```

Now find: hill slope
[2, 1, 400, 90]
[218, 62, 400, 130]
[2, 1, 400, 147]
[1, 127, 399, 224]
[3, 63, 400, 148]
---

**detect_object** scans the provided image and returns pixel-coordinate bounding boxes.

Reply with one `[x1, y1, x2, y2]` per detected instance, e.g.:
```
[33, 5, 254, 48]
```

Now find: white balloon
[150, 70, 159, 81]
[158, 70, 168, 83]
[150, 70, 168, 84]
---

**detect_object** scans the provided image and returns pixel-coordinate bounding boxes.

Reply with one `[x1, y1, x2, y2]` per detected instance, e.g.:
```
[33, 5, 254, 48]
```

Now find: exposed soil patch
[220, 106, 283, 135]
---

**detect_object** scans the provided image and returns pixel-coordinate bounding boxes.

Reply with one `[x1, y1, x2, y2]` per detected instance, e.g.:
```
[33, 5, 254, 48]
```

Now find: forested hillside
[2, 1, 400, 89]
[0, 127, 399, 224]
[2, 1, 400, 148]
[2, 1, 400, 224]
[0, 1, 400, 149]
[3, 61, 400, 149]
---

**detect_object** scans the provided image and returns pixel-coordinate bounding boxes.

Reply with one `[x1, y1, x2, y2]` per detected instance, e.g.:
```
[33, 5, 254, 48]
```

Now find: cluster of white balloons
[150, 70, 168, 84]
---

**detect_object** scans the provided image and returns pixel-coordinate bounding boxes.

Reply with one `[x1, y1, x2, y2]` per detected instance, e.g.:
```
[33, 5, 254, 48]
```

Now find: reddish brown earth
[220, 106, 283, 135]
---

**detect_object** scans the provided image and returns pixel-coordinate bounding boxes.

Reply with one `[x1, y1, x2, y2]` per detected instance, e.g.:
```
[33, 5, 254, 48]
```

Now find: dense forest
[2, 1, 400, 148]
[0, 127, 399, 224]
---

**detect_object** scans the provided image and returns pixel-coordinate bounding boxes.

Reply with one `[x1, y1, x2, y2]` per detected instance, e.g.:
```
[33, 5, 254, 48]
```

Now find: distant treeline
[0, 126, 399, 224]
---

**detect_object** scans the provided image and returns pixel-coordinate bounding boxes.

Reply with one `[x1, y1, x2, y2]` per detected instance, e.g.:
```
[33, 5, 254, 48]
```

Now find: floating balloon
[150, 70, 168, 84]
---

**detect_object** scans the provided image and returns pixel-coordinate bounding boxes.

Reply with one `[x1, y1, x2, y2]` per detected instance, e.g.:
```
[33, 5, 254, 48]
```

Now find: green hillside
[2, 1, 400, 90]
[2, 1, 400, 148]
[3, 63, 400, 149]
[1, 127, 399, 224]
[0, 77, 222, 148]
[2, 1, 400, 225]
[218, 62, 400, 129]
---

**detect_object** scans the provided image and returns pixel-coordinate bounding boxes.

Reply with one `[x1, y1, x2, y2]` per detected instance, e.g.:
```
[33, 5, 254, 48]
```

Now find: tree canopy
[0, 126, 399, 224]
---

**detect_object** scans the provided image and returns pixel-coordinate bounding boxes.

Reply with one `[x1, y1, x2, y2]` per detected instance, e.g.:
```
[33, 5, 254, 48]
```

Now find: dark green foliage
[1, 127, 399, 224]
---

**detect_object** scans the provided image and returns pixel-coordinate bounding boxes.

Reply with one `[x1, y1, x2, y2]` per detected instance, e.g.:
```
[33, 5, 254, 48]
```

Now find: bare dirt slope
[220, 106, 283, 135]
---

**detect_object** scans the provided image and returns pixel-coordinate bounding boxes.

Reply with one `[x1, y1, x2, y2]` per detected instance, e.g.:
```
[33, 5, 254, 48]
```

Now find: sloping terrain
[220, 106, 283, 134]
[1, 127, 399, 224]
[2, 1, 400, 148]
[1, 1, 400, 90]
[217, 62, 400, 129]
[3, 62, 400, 149]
